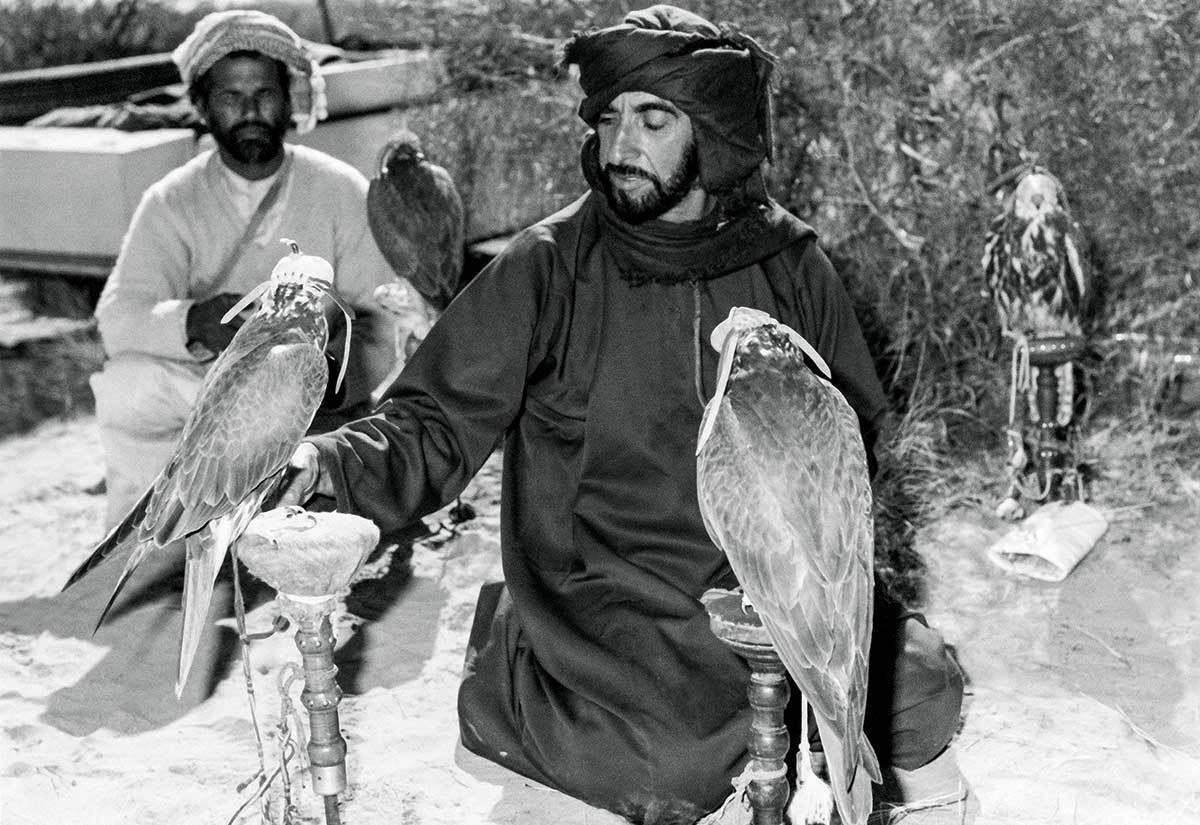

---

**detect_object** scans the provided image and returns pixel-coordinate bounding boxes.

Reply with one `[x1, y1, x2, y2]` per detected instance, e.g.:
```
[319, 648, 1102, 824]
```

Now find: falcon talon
[283, 506, 318, 528]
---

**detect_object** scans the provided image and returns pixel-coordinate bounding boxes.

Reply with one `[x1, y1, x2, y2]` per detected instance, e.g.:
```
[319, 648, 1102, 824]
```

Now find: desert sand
[1, 415, 1197, 824]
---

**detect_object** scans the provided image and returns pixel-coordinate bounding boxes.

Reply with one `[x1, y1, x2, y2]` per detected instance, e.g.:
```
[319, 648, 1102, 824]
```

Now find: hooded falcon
[63, 241, 352, 696]
[696, 307, 881, 825]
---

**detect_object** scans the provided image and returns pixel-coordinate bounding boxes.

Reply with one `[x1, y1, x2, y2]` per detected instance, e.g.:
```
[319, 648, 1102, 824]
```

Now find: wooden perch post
[702, 589, 792, 825]
[236, 507, 379, 825]
[1027, 334, 1087, 503]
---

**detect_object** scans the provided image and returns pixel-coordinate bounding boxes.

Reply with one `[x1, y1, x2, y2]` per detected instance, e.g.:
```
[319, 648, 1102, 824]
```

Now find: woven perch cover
[236, 507, 379, 597]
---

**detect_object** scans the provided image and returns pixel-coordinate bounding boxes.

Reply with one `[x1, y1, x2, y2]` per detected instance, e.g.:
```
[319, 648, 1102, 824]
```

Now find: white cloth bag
[986, 501, 1109, 581]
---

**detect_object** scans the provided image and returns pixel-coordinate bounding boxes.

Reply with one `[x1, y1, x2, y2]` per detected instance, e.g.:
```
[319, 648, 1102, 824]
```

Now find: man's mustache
[605, 163, 657, 183]
[233, 122, 272, 137]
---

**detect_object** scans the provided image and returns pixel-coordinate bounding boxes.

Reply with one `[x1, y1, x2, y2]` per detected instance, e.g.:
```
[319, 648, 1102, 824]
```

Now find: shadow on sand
[0, 523, 443, 736]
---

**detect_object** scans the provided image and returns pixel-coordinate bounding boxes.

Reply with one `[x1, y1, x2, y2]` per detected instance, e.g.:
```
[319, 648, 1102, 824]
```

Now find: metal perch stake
[235, 507, 379, 825]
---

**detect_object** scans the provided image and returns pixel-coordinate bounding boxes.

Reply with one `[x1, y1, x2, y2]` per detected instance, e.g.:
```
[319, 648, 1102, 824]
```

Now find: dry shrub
[701, 0, 1200, 601]
[0, 274, 104, 436]
[1084, 416, 1200, 510]
[0, 330, 104, 437]
[0, 0, 202, 71]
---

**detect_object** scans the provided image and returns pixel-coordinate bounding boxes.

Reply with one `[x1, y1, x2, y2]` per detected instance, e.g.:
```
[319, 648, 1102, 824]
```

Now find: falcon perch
[63, 241, 352, 696]
[696, 307, 881, 825]
[982, 165, 1092, 511]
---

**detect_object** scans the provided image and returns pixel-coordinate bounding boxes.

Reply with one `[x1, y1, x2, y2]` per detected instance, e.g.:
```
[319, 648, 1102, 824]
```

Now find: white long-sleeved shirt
[95, 143, 396, 410]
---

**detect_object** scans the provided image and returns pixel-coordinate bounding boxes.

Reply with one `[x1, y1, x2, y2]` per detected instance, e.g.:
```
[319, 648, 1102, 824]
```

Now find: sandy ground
[0, 414, 1198, 825]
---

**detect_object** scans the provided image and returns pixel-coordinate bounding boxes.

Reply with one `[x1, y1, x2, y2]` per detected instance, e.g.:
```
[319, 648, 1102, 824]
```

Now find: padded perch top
[701, 588, 772, 647]
[236, 507, 379, 598]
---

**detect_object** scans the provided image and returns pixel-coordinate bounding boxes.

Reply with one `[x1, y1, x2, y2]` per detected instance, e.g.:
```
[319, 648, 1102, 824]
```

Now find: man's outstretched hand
[275, 442, 335, 508]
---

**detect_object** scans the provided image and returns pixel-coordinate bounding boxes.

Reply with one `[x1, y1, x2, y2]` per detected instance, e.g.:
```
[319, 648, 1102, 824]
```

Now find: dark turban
[562, 4, 776, 197]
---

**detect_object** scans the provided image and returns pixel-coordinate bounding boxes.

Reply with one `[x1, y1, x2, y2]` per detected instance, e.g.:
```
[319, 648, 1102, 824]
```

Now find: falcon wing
[730, 375, 872, 717]
[696, 368, 878, 788]
[71, 324, 328, 633]
[140, 324, 328, 546]
[431, 164, 465, 301]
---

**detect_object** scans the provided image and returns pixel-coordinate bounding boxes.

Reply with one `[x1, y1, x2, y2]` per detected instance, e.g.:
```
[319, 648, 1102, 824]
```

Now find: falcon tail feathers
[816, 718, 878, 825]
[175, 479, 274, 697]
[176, 531, 221, 699]
[61, 484, 154, 591]
[861, 730, 882, 785]
[88, 541, 158, 635]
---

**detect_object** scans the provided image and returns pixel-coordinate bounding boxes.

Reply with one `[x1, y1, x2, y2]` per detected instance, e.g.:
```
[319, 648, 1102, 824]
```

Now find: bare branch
[836, 117, 926, 254]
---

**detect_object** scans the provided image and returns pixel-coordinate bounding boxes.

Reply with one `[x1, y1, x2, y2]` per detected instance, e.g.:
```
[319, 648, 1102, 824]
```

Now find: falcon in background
[62, 241, 352, 696]
[982, 166, 1092, 513]
[367, 128, 464, 366]
[367, 127, 464, 310]
[982, 166, 1089, 340]
[696, 307, 881, 825]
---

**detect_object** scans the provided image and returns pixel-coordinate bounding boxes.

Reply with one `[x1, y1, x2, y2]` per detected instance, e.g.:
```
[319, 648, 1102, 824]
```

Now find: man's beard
[212, 120, 288, 165]
[600, 141, 700, 224]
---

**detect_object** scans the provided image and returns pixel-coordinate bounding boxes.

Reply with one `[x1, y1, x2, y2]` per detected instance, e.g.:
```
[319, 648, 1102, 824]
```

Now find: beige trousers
[90, 354, 207, 527]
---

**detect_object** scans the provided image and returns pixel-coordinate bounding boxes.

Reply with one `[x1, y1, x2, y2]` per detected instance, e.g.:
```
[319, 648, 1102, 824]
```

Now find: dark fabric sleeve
[864, 598, 966, 770]
[788, 241, 890, 469]
[307, 229, 563, 535]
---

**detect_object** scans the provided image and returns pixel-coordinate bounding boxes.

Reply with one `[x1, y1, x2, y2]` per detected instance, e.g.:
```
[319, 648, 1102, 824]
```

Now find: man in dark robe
[278, 6, 975, 824]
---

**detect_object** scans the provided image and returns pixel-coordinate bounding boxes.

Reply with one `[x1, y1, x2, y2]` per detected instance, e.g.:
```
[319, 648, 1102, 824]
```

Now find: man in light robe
[90, 10, 400, 526]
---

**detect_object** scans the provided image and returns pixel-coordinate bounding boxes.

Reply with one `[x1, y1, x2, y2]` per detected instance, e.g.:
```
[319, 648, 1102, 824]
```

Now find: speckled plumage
[982, 167, 1089, 338]
[696, 308, 880, 825]
[64, 265, 332, 696]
